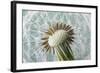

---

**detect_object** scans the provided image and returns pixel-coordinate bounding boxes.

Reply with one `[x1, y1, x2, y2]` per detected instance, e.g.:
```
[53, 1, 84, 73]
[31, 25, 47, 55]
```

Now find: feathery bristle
[42, 41, 48, 46]
[41, 37, 48, 40]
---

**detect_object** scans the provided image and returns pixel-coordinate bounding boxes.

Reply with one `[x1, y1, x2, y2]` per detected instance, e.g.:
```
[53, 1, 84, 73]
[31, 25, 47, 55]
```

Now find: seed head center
[48, 30, 67, 47]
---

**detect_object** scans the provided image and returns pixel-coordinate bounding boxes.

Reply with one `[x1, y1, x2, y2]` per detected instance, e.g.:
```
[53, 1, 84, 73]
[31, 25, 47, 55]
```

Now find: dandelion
[41, 23, 75, 61]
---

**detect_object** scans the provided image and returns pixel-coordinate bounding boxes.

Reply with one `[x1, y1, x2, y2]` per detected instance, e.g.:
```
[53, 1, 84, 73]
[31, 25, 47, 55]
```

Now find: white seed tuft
[48, 30, 67, 47]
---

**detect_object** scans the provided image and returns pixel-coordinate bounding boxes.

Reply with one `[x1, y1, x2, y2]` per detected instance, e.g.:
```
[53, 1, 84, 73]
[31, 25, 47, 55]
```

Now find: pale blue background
[22, 10, 91, 63]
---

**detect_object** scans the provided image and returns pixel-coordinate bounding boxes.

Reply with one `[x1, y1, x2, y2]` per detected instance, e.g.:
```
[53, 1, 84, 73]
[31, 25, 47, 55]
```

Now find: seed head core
[48, 30, 67, 47]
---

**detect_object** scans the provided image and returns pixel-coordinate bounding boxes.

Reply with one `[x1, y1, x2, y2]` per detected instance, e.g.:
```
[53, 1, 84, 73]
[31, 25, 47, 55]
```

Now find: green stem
[55, 42, 74, 61]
